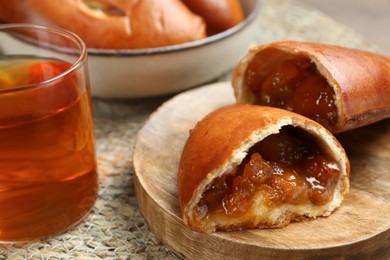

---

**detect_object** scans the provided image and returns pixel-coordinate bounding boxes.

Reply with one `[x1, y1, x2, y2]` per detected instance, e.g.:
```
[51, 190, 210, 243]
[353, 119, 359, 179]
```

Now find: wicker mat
[0, 0, 379, 259]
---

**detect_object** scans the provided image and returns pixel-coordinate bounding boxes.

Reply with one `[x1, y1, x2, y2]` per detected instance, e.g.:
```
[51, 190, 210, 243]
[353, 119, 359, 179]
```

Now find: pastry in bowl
[182, 0, 244, 35]
[0, 0, 246, 49]
[178, 104, 350, 233]
[0, 0, 206, 49]
[232, 41, 390, 133]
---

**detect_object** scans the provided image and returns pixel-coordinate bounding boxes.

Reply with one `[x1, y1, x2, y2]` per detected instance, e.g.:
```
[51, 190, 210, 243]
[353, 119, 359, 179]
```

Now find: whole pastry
[232, 41, 390, 133]
[178, 104, 350, 233]
[182, 0, 244, 35]
[0, 0, 206, 49]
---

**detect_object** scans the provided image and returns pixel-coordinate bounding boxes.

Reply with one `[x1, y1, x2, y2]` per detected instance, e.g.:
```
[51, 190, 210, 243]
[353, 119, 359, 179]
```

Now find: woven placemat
[0, 0, 379, 259]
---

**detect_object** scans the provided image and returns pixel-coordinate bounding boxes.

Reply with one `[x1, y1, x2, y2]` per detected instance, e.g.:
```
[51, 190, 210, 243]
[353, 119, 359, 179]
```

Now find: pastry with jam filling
[232, 41, 390, 133]
[178, 104, 349, 233]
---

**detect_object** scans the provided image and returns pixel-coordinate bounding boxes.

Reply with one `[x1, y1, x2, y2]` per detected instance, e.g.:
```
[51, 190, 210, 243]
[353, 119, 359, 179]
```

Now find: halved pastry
[232, 41, 390, 133]
[178, 104, 349, 233]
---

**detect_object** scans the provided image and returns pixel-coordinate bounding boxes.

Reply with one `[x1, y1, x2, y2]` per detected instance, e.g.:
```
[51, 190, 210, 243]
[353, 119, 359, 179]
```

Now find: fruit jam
[195, 126, 340, 221]
[245, 50, 338, 130]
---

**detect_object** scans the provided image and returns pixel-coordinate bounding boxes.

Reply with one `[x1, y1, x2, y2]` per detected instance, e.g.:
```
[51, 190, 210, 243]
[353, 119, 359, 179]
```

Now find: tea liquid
[0, 56, 98, 242]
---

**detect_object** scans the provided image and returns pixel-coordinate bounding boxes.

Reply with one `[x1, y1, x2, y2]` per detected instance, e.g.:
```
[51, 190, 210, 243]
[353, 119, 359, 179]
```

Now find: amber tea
[0, 55, 98, 242]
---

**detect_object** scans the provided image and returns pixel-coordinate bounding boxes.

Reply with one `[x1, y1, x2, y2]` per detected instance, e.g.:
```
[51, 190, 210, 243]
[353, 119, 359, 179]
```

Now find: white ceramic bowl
[87, 0, 260, 98]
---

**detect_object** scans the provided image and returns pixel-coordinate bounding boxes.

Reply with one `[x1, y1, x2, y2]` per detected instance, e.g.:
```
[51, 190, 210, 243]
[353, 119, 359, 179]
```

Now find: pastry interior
[244, 47, 338, 130]
[82, 0, 125, 16]
[193, 125, 341, 229]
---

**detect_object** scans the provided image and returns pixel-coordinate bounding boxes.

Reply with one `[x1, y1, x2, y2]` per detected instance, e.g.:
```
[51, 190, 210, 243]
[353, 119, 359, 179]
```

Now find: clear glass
[0, 24, 98, 243]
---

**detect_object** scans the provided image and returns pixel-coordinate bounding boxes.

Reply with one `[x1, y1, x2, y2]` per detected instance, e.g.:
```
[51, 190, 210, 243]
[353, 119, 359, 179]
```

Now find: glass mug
[0, 24, 98, 242]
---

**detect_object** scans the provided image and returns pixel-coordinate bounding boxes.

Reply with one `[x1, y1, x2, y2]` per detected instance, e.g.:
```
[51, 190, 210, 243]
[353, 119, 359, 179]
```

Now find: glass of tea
[0, 24, 98, 242]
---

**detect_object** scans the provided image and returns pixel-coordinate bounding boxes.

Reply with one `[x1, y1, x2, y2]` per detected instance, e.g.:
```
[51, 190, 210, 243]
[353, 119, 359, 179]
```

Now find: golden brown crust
[0, 0, 206, 49]
[178, 104, 279, 211]
[182, 0, 244, 35]
[178, 104, 350, 232]
[232, 41, 390, 133]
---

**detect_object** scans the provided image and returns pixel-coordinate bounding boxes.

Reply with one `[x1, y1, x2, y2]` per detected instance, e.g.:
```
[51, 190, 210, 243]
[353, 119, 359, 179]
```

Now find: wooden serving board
[133, 82, 390, 259]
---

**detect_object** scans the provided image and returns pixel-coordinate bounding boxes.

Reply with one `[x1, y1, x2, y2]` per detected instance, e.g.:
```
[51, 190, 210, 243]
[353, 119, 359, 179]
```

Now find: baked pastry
[182, 0, 244, 35]
[178, 104, 350, 233]
[232, 41, 390, 133]
[0, 0, 206, 49]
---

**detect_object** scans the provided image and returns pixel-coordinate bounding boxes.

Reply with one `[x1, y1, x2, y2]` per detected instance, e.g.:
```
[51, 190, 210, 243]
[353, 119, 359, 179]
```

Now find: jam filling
[194, 126, 341, 221]
[245, 52, 337, 129]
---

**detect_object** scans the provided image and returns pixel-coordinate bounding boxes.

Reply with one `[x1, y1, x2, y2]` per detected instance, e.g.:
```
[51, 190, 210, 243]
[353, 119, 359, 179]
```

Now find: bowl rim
[88, 0, 261, 57]
[0, 23, 88, 93]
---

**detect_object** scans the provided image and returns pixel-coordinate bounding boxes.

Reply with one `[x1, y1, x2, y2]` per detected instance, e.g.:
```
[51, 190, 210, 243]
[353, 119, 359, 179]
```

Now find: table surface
[297, 0, 390, 56]
[0, 0, 382, 258]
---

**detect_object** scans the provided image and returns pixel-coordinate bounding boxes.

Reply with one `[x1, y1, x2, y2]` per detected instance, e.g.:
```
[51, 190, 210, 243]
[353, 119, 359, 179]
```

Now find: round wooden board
[133, 82, 390, 259]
